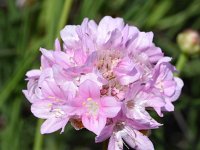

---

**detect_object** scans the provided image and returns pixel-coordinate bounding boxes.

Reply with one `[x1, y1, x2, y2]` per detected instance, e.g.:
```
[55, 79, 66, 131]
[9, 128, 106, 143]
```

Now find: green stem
[174, 52, 192, 142]
[102, 140, 108, 150]
[175, 52, 188, 76]
[33, 119, 43, 150]
[56, 0, 73, 37]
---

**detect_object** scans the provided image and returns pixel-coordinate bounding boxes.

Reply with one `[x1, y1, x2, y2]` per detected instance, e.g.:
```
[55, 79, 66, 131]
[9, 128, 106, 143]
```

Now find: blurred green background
[0, 0, 200, 150]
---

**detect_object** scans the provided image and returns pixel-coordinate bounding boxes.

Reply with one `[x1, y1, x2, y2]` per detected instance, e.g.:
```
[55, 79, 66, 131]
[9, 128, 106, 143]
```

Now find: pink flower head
[23, 16, 184, 149]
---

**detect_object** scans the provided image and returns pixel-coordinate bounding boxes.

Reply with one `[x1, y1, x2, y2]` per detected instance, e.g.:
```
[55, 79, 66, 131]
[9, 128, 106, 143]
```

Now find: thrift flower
[23, 16, 183, 149]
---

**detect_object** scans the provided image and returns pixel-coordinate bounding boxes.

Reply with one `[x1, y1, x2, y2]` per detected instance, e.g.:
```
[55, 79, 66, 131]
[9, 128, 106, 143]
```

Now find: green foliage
[0, 0, 200, 150]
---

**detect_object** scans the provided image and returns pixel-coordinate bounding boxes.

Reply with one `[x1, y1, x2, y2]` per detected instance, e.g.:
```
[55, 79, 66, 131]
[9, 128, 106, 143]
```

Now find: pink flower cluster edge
[23, 16, 183, 150]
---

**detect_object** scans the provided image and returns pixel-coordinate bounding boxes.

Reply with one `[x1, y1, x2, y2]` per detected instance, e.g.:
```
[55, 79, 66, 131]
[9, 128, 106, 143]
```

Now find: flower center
[126, 100, 135, 109]
[83, 97, 99, 116]
[52, 108, 65, 118]
[155, 81, 164, 92]
[115, 122, 125, 131]
[97, 50, 121, 80]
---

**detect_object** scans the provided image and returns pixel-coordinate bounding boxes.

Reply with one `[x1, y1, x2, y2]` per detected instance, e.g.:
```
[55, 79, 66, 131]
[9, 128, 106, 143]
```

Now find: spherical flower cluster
[23, 16, 183, 150]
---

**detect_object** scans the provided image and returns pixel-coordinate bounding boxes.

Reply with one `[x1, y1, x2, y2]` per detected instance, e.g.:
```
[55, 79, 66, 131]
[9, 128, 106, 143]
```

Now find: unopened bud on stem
[177, 29, 200, 55]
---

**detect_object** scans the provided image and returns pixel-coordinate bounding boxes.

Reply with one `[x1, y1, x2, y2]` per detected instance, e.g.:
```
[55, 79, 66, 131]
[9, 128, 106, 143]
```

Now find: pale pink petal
[132, 32, 153, 51]
[171, 77, 184, 102]
[122, 25, 139, 47]
[115, 57, 141, 85]
[59, 81, 78, 100]
[41, 118, 69, 134]
[22, 90, 30, 102]
[163, 80, 176, 96]
[31, 100, 53, 119]
[79, 72, 103, 87]
[108, 133, 123, 150]
[146, 46, 164, 63]
[78, 80, 100, 99]
[100, 96, 121, 118]
[122, 127, 154, 150]
[95, 124, 115, 143]
[38, 68, 53, 86]
[52, 65, 72, 84]
[156, 57, 172, 66]
[26, 70, 41, 79]
[118, 71, 140, 85]
[40, 81, 55, 98]
[97, 16, 124, 45]
[40, 48, 55, 64]
[74, 49, 87, 65]
[125, 105, 161, 128]
[145, 94, 165, 108]
[54, 38, 61, 51]
[41, 80, 65, 99]
[115, 57, 134, 72]
[162, 99, 174, 112]
[154, 107, 163, 117]
[60, 25, 79, 48]
[82, 115, 106, 135]
[53, 51, 72, 68]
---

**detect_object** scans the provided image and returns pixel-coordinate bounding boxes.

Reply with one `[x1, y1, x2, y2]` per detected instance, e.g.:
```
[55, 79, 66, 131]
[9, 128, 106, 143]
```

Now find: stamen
[126, 100, 135, 109]
[53, 108, 65, 118]
[48, 103, 52, 107]
[48, 96, 55, 99]
[84, 98, 99, 116]
[82, 102, 86, 106]
[87, 97, 92, 101]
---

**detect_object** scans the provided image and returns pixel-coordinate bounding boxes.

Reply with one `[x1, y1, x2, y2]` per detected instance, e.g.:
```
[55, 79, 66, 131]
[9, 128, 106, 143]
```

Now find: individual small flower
[29, 69, 75, 134]
[145, 57, 184, 116]
[68, 80, 121, 135]
[22, 69, 42, 103]
[96, 113, 155, 150]
[122, 83, 164, 127]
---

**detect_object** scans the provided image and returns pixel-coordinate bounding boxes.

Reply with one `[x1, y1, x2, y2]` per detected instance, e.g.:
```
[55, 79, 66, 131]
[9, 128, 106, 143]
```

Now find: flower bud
[177, 30, 200, 55]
